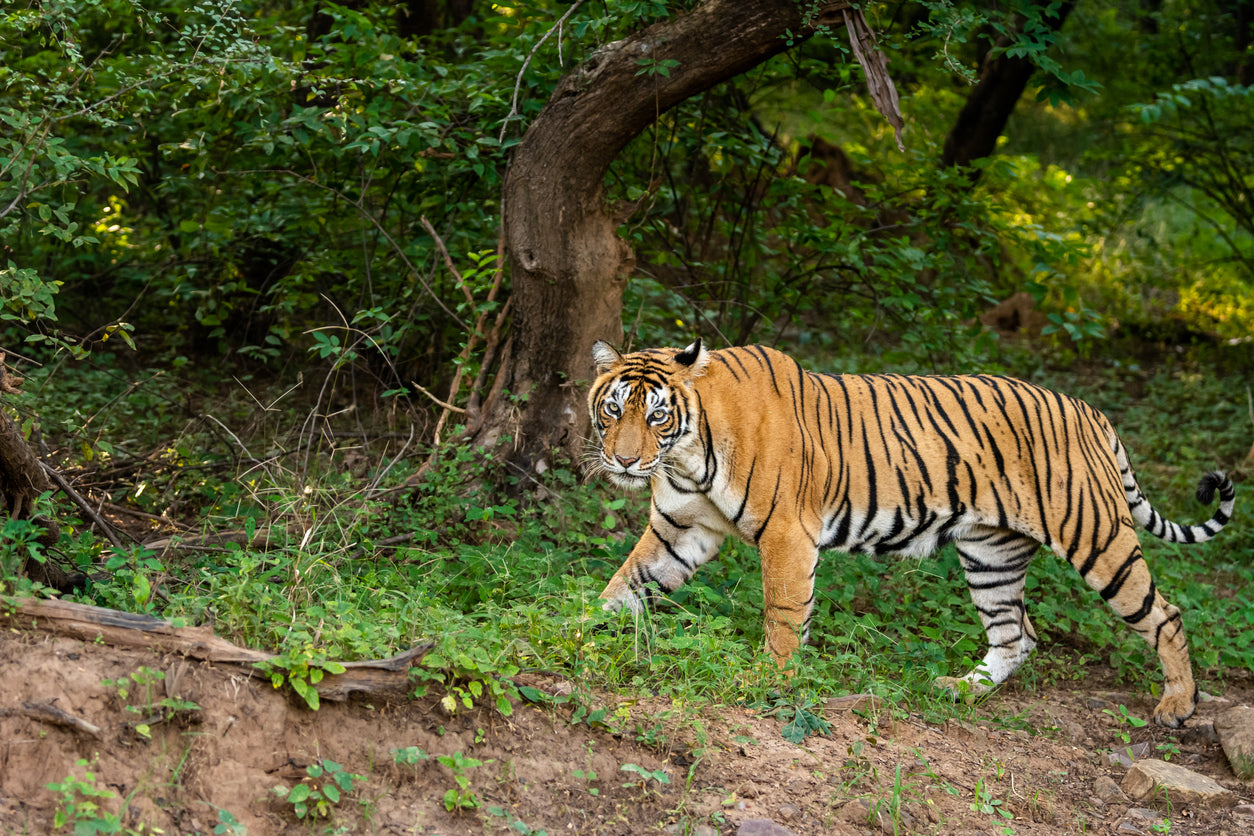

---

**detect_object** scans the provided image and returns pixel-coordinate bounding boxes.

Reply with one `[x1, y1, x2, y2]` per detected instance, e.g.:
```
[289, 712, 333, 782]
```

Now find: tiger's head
[587, 338, 708, 490]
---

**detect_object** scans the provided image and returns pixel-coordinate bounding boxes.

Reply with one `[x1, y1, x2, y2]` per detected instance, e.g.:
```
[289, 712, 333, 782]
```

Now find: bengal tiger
[587, 339, 1236, 727]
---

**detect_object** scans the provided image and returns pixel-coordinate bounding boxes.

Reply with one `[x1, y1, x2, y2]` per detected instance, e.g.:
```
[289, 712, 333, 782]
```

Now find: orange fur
[588, 340, 1235, 727]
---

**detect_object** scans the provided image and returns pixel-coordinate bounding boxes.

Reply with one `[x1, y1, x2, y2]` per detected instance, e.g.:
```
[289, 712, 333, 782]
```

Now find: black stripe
[732, 457, 757, 525]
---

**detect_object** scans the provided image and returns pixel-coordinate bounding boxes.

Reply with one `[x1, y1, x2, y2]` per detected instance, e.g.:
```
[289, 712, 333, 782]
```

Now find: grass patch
[4, 344, 1252, 746]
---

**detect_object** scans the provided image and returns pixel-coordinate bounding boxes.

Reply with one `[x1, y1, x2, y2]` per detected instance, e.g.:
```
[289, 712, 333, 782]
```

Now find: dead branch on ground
[2, 596, 433, 702]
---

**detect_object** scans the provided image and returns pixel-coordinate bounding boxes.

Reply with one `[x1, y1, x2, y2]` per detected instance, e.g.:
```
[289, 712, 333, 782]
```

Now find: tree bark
[0, 356, 70, 591]
[941, 1, 1076, 169]
[478, 0, 849, 476]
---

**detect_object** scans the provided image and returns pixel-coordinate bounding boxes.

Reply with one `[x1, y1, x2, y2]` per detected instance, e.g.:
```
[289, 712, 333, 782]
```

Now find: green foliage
[100, 666, 201, 740]
[775, 698, 833, 745]
[46, 760, 128, 835]
[437, 751, 485, 812]
[970, 777, 1014, 827]
[391, 746, 430, 768]
[271, 759, 363, 821]
[255, 646, 347, 711]
[620, 762, 671, 791]
[96, 547, 165, 614]
[416, 644, 520, 717]
[213, 808, 247, 836]
[6, 3, 1253, 791]
[1102, 704, 1149, 745]
[0, 516, 49, 589]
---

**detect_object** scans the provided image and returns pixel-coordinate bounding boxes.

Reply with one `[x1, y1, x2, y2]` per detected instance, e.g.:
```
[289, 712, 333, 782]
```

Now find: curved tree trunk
[0, 357, 68, 591]
[941, 1, 1075, 169]
[476, 0, 850, 476]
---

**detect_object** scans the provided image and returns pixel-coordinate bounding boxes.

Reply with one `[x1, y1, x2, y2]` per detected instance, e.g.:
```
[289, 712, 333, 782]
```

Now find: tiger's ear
[591, 340, 623, 374]
[674, 338, 709, 377]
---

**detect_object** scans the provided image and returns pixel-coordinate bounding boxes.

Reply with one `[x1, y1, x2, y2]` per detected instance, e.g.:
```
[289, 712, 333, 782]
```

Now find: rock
[1114, 806, 1167, 835]
[1095, 775, 1128, 803]
[1063, 720, 1089, 743]
[1120, 759, 1236, 808]
[1108, 741, 1154, 767]
[775, 803, 801, 821]
[736, 781, 761, 799]
[1233, 802, 1254, 820]
[666, 825, 717, 836]
[836, 798, 873, 824]
[907, 800, 939, 824]
[1179, 720, 1218, 745]
[1213, 705, 1254, 779]
[894, 803, 923, 832]
[836, 798, 886, 830]
[737, 820, 799, 836]
[1086, 696, 1113, 710]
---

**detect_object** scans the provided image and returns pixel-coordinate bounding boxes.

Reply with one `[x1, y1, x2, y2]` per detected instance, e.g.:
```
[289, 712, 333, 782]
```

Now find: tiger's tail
[1114, 437, 1236, 544]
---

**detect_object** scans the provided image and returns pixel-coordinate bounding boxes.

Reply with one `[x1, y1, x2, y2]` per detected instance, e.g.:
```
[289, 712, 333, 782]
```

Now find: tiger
[587, 338, 1236, 727]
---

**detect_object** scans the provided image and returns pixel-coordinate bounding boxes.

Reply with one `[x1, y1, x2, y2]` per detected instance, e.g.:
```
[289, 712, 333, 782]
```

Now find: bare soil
[2, 623, 1252, 836]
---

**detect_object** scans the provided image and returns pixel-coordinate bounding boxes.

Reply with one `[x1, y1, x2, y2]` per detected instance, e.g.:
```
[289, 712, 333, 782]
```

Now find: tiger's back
[589, 340, 1235, 727]
[700, 351, 1156, 556]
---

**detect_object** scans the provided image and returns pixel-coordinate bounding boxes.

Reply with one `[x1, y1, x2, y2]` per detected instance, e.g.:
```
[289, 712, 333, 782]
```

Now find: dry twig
[0, 701, 103, 739]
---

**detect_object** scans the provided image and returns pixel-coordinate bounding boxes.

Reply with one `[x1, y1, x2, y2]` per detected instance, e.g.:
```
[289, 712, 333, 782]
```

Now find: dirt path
[2, 628, 1251, 835]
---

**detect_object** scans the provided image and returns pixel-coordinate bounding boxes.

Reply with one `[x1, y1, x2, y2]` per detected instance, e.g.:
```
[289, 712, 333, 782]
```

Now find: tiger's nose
[615, 454, 639, 467]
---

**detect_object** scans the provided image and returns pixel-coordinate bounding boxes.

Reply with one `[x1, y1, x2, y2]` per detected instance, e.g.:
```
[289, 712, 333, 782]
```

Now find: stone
[1232, 802, 1254, 820]
[1063, 720, 1089, 744]
[667, 825, 717, 836]
[1179, 720, 1218, 745]
[735, 781, 760, 799]
[1108, 741, 1153, 767]
[1094, 775, 1128, 803]
[836, 798, 874, 824]
[1213, 705, 1254, 779]
[907, 799, 939, 824]
[737, 820, 799, 836]
[775, 803, 801, 821]
[836, 798, 889, 831]
[1113, 806, 1167, 835]
[1120, 759, 1236, 808]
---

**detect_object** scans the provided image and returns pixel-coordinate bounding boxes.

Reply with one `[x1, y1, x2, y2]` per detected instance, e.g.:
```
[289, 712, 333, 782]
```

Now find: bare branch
[499, 0, 589, 144]
[42, 463, 125, 550]
[411, 381, 466, 415]
[420, 215, 475, 308]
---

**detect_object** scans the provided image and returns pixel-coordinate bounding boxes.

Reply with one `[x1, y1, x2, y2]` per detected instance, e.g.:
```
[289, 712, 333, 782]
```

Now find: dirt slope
[1, 627, 1251, 835]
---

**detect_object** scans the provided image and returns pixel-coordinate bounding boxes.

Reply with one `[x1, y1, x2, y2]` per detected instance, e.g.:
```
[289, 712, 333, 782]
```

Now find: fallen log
[0, 700, 103, 739]
[1, 596, 432, 702]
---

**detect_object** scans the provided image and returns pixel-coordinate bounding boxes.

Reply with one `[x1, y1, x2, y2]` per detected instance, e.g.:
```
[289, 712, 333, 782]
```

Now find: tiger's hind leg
[936, 527, 1040, 698]
[1071, 527, 1196, 728]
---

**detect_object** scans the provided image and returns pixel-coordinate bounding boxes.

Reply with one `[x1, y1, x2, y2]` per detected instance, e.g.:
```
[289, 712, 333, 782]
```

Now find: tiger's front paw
[1152, 691, 1197, 728]
[934, 674, 994, 703]
[599, 578, 645, 614]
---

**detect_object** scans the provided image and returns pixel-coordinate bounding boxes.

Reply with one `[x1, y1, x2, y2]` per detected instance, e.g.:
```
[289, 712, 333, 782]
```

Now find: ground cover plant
[2, 1, 1253, 831]
[1, 332, 1251, 833]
